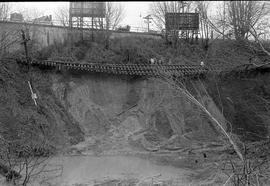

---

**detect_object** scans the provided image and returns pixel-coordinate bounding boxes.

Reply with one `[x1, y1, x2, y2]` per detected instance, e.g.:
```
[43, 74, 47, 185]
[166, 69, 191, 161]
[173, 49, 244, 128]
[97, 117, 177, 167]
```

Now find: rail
[15, 57, 270, 79]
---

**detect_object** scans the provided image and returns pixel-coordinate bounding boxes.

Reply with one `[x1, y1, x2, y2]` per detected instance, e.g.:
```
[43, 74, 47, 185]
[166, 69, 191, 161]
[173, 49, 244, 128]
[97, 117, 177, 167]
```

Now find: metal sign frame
[165, 13, 199, 31]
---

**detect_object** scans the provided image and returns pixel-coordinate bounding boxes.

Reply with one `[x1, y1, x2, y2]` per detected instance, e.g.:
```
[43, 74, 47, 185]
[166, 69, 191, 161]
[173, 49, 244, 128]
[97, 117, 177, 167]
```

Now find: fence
[7, 19, 162, 34]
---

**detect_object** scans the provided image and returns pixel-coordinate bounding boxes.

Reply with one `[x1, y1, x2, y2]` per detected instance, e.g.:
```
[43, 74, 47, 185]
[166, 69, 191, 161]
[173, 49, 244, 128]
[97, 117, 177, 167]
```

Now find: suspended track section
[17, 59, 221, 78]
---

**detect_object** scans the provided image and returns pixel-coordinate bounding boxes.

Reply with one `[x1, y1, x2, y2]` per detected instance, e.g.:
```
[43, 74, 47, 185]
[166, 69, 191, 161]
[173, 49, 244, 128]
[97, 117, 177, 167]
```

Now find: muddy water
[47, 155, 191, 186]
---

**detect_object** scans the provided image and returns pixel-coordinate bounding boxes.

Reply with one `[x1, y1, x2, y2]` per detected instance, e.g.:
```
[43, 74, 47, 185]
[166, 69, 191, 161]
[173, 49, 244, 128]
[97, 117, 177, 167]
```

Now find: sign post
[165, 12, 199, 45]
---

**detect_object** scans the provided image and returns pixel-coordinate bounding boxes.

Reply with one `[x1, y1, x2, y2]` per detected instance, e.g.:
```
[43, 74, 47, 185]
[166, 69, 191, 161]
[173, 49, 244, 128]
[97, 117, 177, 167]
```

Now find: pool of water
[46, 155, 191, 186]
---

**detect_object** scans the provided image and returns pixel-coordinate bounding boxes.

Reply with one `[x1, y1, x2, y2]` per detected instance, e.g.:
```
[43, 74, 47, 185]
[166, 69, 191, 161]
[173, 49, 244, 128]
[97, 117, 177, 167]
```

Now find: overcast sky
[10, 2, 220, 30]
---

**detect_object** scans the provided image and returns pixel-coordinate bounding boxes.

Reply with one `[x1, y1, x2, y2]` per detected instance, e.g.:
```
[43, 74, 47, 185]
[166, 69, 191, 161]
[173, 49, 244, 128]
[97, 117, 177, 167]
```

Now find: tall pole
[143, 15, 152, 32]
[92, 7, 94, 41]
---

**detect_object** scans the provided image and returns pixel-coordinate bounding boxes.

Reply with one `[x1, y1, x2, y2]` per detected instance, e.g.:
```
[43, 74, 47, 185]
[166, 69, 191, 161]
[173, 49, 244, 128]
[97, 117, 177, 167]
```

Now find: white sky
[10, 1, 220, 30]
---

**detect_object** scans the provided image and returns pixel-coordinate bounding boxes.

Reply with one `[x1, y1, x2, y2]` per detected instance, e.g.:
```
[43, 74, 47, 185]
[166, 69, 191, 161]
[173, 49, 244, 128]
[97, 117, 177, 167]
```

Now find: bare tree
[0, 3, 22, 57]
[0, 3, 16, 57]
[214, 1, 232, 39]
[0, 26, 22, 57]
[105, 2, 125, 30]
[195, 1, 212, 49]
[102, 2, 125, 49]
[0, 112, 61, 186]
[54, 6, 69, 27]
[226, 1, 270, 41]
[0, 2, 10, 21]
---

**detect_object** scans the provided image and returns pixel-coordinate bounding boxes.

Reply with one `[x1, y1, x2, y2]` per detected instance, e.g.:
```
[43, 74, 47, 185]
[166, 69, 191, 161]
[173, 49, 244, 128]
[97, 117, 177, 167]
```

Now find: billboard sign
[70, 2, 105, 18]
[165, 13, 199, 31]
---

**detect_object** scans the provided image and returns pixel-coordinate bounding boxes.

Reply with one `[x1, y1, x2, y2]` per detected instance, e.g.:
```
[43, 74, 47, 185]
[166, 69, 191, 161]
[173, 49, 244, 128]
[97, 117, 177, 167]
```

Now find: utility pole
[222, 1, 225, 40]
[21, 30, 30, 63]
[143, 15, 153, 32]
[21, 30, 38, 107]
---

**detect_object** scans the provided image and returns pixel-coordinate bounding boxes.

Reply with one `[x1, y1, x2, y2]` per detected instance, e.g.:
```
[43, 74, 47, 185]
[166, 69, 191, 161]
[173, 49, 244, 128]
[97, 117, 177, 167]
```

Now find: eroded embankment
[0, 58, 228, 154]
[4, 58, 269, 153]
[50, 69, 228, 155]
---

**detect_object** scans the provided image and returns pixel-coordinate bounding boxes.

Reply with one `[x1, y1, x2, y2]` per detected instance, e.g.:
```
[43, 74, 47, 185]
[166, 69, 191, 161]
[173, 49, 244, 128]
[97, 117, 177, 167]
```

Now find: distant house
[10, 13, 24, 22]
[117, 25, 130, 32]
[33, 15, 53, 25]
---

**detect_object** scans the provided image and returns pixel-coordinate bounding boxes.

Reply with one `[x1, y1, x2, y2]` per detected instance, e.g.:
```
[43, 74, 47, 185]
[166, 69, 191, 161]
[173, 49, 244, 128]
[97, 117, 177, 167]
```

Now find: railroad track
[17, 59, 221, 78]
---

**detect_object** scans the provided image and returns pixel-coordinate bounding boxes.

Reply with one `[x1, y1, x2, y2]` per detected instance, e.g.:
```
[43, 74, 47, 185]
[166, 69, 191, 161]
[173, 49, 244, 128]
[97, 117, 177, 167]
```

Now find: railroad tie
[141, 70, 146, 76]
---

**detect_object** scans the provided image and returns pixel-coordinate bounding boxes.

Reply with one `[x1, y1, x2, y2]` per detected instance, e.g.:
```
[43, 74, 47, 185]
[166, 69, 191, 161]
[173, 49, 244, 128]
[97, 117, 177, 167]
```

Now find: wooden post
[21, 30, 29, 63]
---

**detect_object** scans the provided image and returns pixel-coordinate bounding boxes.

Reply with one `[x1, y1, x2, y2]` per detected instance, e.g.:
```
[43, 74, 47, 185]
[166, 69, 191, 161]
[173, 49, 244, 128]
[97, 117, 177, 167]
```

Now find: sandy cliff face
[51, 72, 226, 152]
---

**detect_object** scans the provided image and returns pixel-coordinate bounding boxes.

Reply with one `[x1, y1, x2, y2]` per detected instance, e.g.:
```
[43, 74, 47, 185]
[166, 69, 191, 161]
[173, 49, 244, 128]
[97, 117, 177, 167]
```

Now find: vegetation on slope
[0, 58, 84, 148]
[32, 36, 270, 69]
